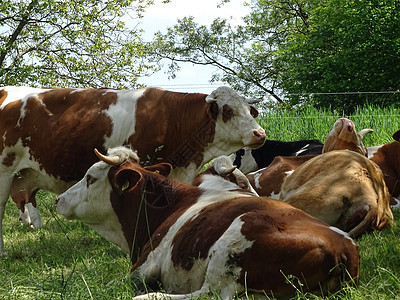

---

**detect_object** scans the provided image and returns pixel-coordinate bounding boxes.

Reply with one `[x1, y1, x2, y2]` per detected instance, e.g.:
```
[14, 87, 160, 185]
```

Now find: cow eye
[250, 106, 259, 118]
[86, 174, 97, 187]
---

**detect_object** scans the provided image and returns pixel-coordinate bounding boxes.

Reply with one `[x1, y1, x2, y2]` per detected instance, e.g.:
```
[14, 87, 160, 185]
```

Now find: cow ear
[144, 163, 173, 177]
[115, 169, 141, 193]
[207, 102, 219, 120]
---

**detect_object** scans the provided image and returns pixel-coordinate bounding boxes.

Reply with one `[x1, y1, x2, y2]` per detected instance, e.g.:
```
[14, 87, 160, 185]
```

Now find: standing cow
[56, 147, 360, 300]
[0, 85, 265, 257]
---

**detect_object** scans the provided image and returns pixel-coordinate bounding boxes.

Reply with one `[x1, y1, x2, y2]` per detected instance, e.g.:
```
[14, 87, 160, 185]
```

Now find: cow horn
[94, 148, 121, 166]
[205, 95, 217, 103]
[217, 166, 236, 176]
[358, 128, 374, 139]
[247, 98, 261, 104]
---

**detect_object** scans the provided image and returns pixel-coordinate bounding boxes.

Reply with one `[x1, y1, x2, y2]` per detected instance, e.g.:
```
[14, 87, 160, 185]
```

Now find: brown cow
[247, 155, 316, 199]
[247, 118, 372, 198]
[56, 147, 360, 300]
[368, 130, 400, 203]
[0, 85, 265, 257]
[280, 150, 394, 238]
[322, 117, 372, 155]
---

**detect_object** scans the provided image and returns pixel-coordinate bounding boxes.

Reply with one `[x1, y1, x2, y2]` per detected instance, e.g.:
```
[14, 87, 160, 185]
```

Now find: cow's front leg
[0, 176, 13, 257]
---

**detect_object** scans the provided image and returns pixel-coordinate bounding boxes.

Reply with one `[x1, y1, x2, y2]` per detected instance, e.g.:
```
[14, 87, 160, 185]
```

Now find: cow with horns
[56, 147, 360, 300]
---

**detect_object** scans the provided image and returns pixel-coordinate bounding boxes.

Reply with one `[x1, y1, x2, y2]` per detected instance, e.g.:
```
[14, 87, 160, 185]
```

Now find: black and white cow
[231, 139, 324, 174]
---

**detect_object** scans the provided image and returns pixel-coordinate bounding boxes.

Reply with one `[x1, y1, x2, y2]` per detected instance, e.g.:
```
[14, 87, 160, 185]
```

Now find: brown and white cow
[56, 147, 360, 299]
[368, 130, 400, 205]
[192, 155, 258, 195]
[0, 85, 265, 257]
[247, 118, 372, 198]
[247, 155, 316, 199]
[280, 150, 394, 238]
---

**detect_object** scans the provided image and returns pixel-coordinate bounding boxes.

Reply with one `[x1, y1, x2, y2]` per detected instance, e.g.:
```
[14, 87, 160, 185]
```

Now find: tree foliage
[149, 0, 400, 111]
[0, 0, 155, 88]
[279, 0, 400, 111]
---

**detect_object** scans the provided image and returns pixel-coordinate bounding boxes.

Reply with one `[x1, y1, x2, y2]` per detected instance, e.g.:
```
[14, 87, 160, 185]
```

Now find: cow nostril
[254, 129, 266, 139]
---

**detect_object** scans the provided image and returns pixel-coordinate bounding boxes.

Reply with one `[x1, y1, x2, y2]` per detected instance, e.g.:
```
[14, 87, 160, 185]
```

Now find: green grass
[1, 106, 399, 299]
[259, 105, 399, 146]
[0, 192, 134, 299]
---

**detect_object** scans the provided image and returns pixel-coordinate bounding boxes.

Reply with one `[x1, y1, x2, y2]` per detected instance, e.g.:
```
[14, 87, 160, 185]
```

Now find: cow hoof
[0, 251, 8, 258]
[30, 218, 44, 229]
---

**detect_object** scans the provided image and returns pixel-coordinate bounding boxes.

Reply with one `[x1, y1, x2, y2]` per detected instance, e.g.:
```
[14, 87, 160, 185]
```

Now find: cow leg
[0, 205, 7, 257]
[0, 176, 13, 257]
[19, 203, 43, 228]
[132, 282, 240, 300]
[132, 287, 212, 300]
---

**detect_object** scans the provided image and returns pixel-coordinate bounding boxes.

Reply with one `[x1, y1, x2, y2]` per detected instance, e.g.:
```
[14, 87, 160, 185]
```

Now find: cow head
[194, 155, 258, 195]
[323, 118, 373, 156]
[55, 147, 141, 253]
[56, 147, 180, 256]
[205, 87, 266, 150]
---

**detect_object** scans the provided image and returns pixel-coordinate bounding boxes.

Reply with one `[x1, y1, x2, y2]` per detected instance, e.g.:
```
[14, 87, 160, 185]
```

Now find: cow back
[280, 150, 393, 236]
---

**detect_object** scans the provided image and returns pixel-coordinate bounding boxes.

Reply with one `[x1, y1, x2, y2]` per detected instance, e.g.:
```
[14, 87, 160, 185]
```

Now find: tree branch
[0, 0, 38, 67]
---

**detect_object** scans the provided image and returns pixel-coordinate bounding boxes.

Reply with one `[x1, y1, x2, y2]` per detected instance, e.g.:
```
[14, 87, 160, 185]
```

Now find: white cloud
[141, 0, 250, 40]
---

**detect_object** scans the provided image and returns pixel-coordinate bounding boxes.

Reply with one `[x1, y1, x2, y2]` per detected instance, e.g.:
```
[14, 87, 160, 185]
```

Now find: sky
[136, 0, 251, 93]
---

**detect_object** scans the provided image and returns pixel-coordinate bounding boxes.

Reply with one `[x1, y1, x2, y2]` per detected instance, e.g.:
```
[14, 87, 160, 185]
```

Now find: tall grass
[259, 105, 399, 145]
[0, 106, 399, 299]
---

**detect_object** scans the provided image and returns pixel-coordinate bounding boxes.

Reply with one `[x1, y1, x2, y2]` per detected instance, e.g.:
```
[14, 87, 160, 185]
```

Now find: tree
[0, 0, 155, 88]
[148, 0, 400, 111]
[148, 15, 285, 104]
[278, 0, 400, 111]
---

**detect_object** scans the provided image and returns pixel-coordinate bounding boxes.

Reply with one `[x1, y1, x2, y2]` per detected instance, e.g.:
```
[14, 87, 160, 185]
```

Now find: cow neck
[130, 89, 215, 170]
[109, 168, 201, 264]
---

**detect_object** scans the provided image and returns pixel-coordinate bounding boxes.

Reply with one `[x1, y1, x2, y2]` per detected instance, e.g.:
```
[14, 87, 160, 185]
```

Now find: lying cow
[322, 118, 372, 156]
[231, 139, 324, 174]
[247, 155, 316, 199]
[56, 147, 360, 299]
[0, 85, 265, 257]
[368, 129, 400, 202]
[192, 156, 258, 195]
[247, 118, 373, 198]
[280, 150, 394, 238]
[232, 117, 372, 175]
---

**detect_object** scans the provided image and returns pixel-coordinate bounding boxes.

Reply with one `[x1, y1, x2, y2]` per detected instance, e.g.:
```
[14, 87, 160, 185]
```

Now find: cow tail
[346, 204, 378, 238]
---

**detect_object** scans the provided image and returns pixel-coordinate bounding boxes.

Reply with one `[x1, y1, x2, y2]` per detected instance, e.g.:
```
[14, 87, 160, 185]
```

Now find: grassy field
[0, 106, 399, 299]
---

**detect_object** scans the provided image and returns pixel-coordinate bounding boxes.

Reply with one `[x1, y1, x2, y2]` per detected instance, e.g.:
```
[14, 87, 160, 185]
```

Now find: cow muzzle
[55, 195, 69, 217]
[250, 128, 266, 148]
